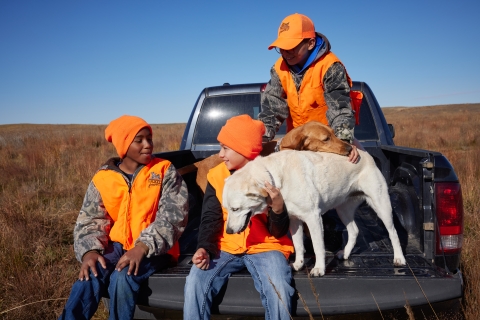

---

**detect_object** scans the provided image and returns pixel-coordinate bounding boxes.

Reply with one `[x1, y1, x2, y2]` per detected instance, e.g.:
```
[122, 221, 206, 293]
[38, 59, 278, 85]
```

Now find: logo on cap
[279, 22, 290, 34]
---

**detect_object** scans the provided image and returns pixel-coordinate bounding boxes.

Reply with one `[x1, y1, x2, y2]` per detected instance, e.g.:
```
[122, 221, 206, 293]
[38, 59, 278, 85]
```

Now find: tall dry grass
[0, 123, 185, 320]
[0, 104, 478, 319]
[383, 103, 480, 320]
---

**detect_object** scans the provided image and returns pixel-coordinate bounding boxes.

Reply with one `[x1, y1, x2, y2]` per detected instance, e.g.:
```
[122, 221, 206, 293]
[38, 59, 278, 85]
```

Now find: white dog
[223, 149, 406, 277]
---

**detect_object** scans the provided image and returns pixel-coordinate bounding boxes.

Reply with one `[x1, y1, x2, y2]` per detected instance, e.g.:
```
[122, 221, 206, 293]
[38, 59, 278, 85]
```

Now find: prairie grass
[383, 103, 480, 319]
[0, 123, 185, 320]
[0, 104, 478, 319]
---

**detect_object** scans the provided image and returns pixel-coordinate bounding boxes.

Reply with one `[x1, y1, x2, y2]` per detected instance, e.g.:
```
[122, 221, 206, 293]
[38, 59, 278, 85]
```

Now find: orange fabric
[274, 52, 354, 132]
[105, 115, 152, 158]
[268, 13, 316, 50]
[350, 90, 363, 125]
[207, 162, 294, 259]
[92, 158, 172, 251]
[217, 114, 265, 160]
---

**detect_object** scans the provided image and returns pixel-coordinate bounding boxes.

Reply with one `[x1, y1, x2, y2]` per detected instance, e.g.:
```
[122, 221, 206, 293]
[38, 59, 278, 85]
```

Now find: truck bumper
[134, 256, 463, 317]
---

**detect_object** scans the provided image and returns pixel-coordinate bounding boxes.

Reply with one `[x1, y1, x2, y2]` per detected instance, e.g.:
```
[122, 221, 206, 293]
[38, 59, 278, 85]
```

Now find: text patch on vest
[148, 172, 162, 188]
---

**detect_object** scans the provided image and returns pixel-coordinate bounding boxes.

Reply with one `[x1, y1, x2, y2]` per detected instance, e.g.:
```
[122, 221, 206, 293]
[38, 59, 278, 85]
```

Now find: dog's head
[279, 121, 352, 156]
[223, 165, 269, 234]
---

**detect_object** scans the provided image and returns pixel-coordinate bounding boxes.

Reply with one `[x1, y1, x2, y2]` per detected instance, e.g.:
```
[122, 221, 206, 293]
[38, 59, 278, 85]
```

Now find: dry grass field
[0, 104, 478, 319]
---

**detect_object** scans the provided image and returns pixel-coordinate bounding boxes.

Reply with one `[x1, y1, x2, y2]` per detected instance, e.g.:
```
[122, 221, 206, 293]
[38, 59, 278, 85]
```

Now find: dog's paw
[393, 256, 406, 266]
[292, 260, 304, 271]
[309, 267, 325, 277]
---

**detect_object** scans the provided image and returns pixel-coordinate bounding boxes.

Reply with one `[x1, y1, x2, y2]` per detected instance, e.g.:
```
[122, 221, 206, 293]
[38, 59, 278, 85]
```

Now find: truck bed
[132, 204, 462, 318]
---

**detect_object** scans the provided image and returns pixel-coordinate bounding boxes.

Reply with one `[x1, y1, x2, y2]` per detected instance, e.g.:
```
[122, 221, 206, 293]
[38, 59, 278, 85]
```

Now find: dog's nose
[226, 227, 234, 234]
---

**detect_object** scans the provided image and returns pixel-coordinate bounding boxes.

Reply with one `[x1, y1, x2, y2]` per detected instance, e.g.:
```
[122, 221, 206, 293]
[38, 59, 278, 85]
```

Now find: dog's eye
[231, 208, 239, 212]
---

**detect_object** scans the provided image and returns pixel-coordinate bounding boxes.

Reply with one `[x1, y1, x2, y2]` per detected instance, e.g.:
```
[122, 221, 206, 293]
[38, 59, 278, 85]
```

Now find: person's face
[279, 38, 316, 67]
[124, 127, 153, 165]
[218, 143, 249, 170]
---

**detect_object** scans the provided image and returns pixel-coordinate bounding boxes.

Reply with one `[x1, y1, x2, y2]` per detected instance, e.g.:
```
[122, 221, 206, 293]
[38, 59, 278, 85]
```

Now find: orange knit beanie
[105, 115, 152, 158]
[217, 114, 265, 160]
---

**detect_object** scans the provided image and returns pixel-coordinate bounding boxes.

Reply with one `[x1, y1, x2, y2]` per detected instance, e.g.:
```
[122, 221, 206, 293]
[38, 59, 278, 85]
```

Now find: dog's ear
[279, 126, 306, 150]
[258, 186, 268, 198]
[246, 182, 268, 199]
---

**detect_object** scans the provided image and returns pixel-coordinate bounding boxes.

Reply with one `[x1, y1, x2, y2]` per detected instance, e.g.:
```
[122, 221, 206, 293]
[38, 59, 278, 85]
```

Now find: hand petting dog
[264, 181, 284, 214]
[348, 144, 359, 163]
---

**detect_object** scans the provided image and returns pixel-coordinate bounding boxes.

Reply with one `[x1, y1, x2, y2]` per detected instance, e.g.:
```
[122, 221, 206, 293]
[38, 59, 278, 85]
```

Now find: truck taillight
[435, 182, 464, 254]
[260, 84, 267, 92]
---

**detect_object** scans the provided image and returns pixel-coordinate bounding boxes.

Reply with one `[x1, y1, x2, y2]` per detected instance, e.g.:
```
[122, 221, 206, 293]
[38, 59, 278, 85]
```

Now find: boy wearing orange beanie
[184, 114, 295, 320]
[58, 115, 189, 320]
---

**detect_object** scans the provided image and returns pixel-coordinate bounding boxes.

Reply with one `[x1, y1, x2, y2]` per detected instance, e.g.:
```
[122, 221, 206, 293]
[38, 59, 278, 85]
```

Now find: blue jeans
[184, 250, 294, 320]
[58, 242, 169, 320]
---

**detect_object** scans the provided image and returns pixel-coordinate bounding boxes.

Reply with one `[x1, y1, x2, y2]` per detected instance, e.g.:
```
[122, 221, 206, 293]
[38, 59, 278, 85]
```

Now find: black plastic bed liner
[134, 252, 462, 317]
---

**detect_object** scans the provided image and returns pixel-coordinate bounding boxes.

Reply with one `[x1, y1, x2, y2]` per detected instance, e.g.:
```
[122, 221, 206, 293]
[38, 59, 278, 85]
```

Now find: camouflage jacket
[73, 157, 189, 262]
[259, 32, 355, 143]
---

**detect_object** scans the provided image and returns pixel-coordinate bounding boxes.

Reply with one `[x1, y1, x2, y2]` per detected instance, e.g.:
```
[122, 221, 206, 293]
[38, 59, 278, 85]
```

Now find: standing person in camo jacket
[258, 13, 361, 163]
[58, 115, 189, 320]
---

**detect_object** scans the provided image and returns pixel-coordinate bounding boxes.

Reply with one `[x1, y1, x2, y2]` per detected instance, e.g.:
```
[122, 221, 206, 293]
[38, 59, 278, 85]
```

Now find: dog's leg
[366, 194, 407, 266]
[335, 201, 361, 260]
[303, 213, 326, 277]
[289, 217, 306, 272]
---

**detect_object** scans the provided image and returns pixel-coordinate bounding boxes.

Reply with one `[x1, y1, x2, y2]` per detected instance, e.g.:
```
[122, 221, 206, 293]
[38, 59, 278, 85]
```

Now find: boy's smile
[219, 143, 249, 171]
[120, 127, 153, 174]
[279, 38, 316, 68]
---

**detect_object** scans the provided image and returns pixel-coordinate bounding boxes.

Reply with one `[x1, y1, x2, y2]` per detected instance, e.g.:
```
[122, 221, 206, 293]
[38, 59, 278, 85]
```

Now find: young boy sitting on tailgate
[183, 114, 295, 320]
[58, 115, 189, 320]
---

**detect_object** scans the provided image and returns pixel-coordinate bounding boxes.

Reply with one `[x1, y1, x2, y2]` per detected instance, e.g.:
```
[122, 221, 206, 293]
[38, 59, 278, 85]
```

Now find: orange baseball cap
[217, 114, 265, 160]
[268, 13, 316, 50]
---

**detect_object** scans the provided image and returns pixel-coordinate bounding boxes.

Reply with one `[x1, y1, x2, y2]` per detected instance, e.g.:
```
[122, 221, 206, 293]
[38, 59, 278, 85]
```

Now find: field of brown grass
[0, 104, 478, 319]
[383, 103, 480, 319]
[0, 123, 185, 319]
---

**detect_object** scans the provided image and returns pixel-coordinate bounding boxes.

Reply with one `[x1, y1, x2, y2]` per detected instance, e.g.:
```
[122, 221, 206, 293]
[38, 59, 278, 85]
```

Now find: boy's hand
[264, 181, 284, 214]
[348, 144, 359, 163]
[192, 248, 210, 270]
[79, 251, 106, 281]
[116, 246, 146, 276]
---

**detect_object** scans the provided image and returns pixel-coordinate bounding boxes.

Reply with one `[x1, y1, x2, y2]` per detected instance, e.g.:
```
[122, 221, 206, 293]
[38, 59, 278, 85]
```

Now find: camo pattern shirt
[73, 158, 189, 262]
[259, 61, 355, 143]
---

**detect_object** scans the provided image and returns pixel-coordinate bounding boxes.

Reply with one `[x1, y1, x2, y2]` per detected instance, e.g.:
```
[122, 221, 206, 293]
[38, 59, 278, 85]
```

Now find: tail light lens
[435, 182, 464, 254]
[260, 83, 267, 92]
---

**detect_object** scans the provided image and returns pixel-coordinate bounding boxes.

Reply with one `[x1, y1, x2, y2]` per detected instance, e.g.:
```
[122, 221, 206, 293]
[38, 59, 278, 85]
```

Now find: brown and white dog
[279, 121, 353, 155]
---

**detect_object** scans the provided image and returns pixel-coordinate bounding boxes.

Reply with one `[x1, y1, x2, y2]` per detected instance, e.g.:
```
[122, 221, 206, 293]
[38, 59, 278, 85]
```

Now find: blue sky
[1, 0, 479, 125]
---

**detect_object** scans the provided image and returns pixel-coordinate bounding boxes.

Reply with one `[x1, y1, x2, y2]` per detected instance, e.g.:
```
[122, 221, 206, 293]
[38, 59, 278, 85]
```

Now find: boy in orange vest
[58, 115, 189, 320]
[183, 114, 295, 320]
[258, 13, 360, 163]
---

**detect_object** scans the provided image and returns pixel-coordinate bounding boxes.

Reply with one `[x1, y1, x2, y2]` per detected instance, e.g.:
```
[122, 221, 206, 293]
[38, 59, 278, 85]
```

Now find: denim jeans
[184, 250, 294, 320]
[58, 242, 168, 320]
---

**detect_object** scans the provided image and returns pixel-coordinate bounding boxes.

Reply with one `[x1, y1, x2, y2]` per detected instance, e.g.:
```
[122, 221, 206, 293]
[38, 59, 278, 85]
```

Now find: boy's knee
[110, 268, 137, 290]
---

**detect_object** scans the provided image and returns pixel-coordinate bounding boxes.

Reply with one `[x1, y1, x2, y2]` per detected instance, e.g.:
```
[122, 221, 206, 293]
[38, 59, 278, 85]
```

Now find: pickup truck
[120, 82, 464, 319]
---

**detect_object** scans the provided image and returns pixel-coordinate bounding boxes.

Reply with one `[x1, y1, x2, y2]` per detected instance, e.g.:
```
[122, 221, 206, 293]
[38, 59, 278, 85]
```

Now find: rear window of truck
[193, 92, 377, 145]
[193, 93, 286, 145]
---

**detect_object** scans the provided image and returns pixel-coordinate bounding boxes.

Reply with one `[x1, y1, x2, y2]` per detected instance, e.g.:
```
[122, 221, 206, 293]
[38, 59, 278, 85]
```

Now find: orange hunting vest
[92, 158, 174, 252]
[207, 162, 294, 259]
[274, 51, 362, 131]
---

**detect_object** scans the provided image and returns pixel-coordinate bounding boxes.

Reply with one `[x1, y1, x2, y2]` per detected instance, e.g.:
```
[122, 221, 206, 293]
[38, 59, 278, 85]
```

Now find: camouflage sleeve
[324, 62, 356, 143]
[73, 181, 112, 262]
[259, 66, 290, 141]
[136, 164, 189, 257]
